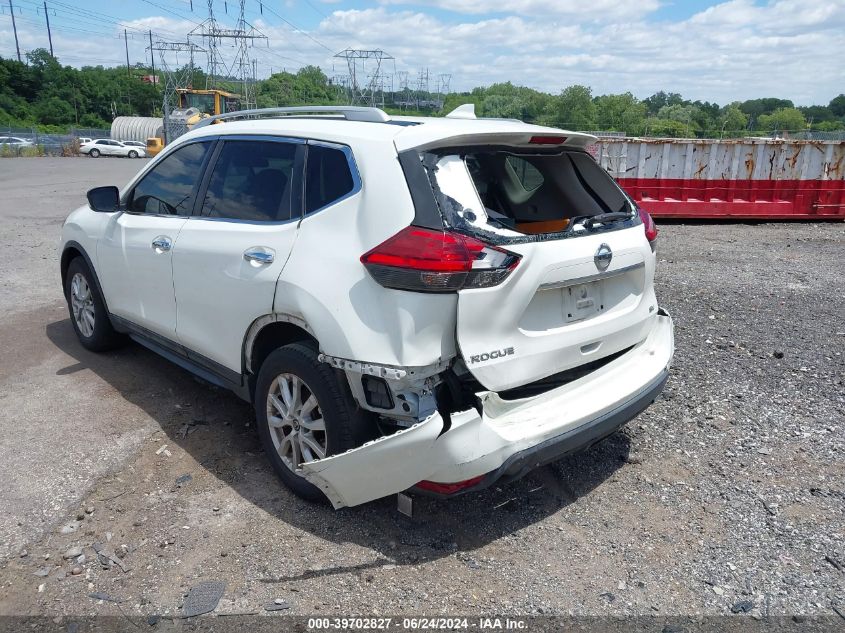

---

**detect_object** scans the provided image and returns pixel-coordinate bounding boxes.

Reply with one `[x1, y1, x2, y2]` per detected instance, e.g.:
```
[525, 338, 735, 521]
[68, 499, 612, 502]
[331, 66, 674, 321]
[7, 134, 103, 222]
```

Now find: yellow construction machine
[146, 88, 241, 156]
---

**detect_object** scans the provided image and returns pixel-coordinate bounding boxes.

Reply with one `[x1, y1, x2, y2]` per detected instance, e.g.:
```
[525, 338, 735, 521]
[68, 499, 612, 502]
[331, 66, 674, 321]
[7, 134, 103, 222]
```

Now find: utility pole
[149, 29, 156, 80]
[124, 30, 131, 77]
[9, 0, 21, 62]
[43, 1, 53, 57]
[149, 30, 155, 82]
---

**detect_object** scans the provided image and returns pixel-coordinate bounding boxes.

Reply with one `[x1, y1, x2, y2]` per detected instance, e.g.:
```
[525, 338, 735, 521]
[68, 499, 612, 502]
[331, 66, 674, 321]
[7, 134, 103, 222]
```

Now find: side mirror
[86, 186, 120, 212]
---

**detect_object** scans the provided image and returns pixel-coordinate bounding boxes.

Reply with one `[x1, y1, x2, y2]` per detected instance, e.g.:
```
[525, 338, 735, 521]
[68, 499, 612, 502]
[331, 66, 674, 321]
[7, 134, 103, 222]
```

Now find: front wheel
[89, 148, 100, 158]
[128, 150, 138, 158]
[255, 343, 374, 501]
[64, 258, 124, 351]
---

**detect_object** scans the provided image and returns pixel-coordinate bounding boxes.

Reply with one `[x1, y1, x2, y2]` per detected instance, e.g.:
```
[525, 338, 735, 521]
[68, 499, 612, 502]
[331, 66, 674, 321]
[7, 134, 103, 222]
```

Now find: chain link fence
[0, 126, 111, 156]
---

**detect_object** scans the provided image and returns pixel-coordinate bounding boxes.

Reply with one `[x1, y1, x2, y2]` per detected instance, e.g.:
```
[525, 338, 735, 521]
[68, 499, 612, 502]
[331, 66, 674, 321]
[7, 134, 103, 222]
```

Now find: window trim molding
[301, 139, 362, 219]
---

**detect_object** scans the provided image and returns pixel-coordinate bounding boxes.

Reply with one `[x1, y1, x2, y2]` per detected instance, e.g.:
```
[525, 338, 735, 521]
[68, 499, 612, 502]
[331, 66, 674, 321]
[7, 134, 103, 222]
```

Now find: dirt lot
[0, 157, 843, 621]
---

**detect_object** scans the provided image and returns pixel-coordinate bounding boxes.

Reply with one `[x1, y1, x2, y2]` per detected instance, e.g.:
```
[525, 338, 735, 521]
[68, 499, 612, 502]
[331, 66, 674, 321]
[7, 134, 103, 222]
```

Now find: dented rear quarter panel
[275, 134, 458, 367]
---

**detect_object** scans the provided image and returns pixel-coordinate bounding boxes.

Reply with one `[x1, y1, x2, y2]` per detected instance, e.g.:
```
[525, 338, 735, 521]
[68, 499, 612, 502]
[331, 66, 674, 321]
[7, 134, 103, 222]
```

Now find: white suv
[60, 105, 674, 508]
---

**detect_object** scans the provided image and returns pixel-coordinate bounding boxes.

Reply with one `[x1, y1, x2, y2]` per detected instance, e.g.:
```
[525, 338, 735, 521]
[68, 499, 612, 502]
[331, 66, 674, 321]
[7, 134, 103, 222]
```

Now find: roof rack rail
[192, 105, 391, 129]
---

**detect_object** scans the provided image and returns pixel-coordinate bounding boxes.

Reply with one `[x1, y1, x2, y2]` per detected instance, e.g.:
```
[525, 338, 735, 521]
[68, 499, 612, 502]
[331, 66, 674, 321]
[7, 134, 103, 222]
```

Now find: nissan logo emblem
[594, 243, 612, 271]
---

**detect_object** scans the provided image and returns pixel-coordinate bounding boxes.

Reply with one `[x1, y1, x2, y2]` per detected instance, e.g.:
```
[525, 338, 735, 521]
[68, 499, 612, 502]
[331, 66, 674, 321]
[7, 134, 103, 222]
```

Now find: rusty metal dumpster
[589, 138, 845, 220]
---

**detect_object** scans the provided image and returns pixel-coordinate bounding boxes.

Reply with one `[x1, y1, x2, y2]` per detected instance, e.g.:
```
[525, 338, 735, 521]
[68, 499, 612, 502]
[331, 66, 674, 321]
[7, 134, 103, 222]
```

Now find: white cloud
[1, 0, 843, 105]
[377, 0, 661, 20]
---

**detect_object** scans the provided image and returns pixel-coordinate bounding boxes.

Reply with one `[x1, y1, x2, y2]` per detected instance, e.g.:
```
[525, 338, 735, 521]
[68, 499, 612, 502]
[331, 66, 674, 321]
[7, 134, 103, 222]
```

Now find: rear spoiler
[395, 129, 597, 153]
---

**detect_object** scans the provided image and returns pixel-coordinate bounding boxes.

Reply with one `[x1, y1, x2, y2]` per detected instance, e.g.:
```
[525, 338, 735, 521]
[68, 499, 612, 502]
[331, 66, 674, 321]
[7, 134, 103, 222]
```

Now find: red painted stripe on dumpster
[616, 178, 845, 220]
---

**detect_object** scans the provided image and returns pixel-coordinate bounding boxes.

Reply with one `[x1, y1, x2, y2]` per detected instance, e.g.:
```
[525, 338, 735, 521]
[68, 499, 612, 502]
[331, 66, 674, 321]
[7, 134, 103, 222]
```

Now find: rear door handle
[244, 247, 275, 265]
[151, 236, 172, 252]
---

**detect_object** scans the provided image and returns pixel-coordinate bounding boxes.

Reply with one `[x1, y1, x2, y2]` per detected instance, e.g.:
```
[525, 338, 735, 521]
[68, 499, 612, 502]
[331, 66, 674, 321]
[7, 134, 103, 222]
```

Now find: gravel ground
[0, 158, 843, 621]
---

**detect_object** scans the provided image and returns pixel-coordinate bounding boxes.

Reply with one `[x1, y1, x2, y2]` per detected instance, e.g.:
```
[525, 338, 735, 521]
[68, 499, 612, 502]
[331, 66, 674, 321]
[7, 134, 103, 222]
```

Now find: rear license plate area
[564, 281, 603, 323]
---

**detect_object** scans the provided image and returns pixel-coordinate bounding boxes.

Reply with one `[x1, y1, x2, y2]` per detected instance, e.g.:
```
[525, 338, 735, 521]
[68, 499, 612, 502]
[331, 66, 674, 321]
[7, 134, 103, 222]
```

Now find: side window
[305, 144, 355, 214]
[127, 141, 211, 216]
[505, 155, 544, 192]
[200, 140, 299, 222]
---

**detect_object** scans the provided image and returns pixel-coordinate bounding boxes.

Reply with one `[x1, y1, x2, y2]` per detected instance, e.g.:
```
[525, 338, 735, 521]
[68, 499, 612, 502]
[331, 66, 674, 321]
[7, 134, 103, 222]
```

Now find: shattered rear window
[423, 148, 634, 243]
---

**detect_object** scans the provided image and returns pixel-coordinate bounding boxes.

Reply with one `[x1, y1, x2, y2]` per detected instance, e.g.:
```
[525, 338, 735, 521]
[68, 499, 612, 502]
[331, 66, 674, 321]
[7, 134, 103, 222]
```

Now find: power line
[138, 0, 203, 26]
[301, 0, 328, 19]
[14, 0, 180, 41]
[254, 0, 334, 54]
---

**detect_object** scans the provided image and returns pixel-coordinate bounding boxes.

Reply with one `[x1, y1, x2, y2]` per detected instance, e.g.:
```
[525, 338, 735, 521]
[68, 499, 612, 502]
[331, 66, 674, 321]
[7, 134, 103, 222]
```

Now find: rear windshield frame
[401, 145, 641, 246]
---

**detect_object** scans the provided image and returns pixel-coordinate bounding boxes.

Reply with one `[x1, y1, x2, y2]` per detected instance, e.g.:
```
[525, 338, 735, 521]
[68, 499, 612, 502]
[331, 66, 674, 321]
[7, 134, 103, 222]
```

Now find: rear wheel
[89, 148, 100, 158]
[128, 150, 138, 158]
[255, 343, 373, 501]
[64, 257, 124, 352]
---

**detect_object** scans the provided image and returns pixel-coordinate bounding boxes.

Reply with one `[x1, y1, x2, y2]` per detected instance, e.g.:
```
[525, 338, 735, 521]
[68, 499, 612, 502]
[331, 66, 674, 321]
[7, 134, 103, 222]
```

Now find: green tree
[33, 96, 76, 125]
[739, 98, 794, 126]
[757, 107, 806, 133]
[595, 92, 632, 128]
[719, 103, 749, 134]
[644, 117, 689, 138]
[656, 104, 701, 136]
[643, 91, 684, 115]
[480, 94, 527, 119]
[829, 94, 845, 118]
[798, 105, 834, 125]
[547, 84, 595, 130]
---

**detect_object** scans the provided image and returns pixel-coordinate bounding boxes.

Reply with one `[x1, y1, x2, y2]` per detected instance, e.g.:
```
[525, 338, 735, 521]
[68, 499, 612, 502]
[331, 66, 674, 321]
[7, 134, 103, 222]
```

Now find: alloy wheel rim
[266, 373, 327, 474]
[70, 272, 95, 337]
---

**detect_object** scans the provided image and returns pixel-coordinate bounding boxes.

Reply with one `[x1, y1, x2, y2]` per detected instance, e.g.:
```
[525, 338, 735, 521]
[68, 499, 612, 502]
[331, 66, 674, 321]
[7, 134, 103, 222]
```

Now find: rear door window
[200, 140, 301, 222]
[304, 144, 356, 214]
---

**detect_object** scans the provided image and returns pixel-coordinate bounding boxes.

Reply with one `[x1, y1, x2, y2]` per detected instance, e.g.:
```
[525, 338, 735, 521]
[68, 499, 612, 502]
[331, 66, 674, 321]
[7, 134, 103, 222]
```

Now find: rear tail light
[638, 207, 658, 245]
[360, 226, 520, 293]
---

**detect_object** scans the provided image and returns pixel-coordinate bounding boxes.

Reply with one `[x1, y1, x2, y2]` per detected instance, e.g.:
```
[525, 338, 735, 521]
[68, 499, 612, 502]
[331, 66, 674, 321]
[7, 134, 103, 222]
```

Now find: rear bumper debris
[302, 312, 674, 509]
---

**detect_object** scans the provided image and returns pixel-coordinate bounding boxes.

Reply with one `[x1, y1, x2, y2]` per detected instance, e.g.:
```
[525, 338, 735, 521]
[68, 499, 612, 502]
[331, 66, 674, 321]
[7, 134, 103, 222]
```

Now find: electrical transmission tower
[147, 40, 206, 143]
[436, 73, 451, 110]
[333, 49, 394, 107]
[189, 0, 267, 107]
[329, 74, 350, 102]
[394, 70, 410, 109]
[415, 68, 430, 110]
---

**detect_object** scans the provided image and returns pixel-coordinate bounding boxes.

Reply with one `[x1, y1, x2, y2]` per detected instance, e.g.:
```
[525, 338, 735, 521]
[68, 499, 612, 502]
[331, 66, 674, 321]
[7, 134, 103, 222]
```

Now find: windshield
[183, 92, 216, 115]
[424, 149, 634, 241]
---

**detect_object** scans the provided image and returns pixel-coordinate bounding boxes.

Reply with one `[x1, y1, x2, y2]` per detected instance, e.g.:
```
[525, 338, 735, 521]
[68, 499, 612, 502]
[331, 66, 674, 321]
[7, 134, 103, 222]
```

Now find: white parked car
[60, 105, 674, 508]
[79, 138, 145, 158]
[0, 136, 34, 147]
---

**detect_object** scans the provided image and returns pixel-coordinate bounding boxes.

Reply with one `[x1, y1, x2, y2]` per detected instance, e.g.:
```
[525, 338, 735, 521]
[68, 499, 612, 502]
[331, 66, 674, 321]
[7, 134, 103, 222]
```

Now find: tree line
[2, 49, 844, 138]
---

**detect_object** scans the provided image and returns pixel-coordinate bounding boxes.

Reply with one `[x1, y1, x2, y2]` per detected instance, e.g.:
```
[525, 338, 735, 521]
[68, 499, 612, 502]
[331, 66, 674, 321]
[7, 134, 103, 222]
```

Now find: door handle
[244, 247, 275, 265]
[151, 236, 172, 252]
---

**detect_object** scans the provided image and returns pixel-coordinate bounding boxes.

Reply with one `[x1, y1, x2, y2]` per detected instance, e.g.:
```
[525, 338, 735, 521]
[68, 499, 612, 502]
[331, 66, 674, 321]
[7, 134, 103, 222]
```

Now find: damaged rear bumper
[413, 368, 668, 497]
[302, 312, 674, 509]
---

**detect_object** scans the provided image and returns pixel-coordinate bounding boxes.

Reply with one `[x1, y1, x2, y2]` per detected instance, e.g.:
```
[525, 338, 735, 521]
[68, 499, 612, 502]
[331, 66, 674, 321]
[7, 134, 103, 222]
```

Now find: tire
[64, 257, 124, 352]
[89, 148, 100, 158]
[255, 343, 374, 502]
[128, 150, 138, 158]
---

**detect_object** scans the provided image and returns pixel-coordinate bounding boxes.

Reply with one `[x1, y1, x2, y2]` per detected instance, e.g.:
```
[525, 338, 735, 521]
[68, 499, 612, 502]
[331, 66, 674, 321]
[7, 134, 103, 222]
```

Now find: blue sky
[2, 0, 843, 104]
